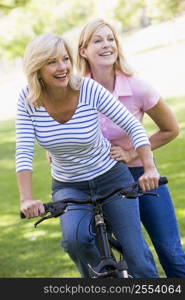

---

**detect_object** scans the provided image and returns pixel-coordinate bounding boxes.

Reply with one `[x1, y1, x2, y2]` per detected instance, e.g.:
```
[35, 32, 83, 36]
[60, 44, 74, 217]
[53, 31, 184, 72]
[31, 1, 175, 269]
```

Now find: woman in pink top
[77, 18, 185, 277]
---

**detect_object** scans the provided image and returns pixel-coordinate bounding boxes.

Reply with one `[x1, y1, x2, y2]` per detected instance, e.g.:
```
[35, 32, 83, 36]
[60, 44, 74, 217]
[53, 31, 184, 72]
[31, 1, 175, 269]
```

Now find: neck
[91, 66, 115, 93]
[45, 86, 71, 103]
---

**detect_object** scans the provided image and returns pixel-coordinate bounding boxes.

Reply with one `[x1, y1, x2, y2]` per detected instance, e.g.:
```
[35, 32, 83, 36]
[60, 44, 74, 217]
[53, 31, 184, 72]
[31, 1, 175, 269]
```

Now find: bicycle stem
[95, 213, 112, 259]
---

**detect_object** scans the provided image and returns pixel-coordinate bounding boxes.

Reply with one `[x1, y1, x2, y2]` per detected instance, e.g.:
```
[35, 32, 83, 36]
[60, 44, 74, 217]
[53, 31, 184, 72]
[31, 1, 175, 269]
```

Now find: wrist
[143, 161, 157, 171]
[129, 148, 138, 161]
[20, 198, 33, 203]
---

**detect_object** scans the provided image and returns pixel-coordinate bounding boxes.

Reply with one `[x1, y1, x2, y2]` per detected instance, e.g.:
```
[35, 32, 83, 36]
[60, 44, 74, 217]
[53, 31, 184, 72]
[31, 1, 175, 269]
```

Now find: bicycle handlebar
[20, 176, 168, 226]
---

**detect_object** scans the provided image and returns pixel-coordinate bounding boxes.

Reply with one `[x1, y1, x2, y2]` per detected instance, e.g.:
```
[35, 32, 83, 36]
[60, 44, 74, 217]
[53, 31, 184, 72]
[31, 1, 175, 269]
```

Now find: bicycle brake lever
[34, 215, 54, 228]
[122, 191, 138, 199]
[141, 192, 159, 197]
[121, 191, 159, 198]
[34, 202, 68, 227]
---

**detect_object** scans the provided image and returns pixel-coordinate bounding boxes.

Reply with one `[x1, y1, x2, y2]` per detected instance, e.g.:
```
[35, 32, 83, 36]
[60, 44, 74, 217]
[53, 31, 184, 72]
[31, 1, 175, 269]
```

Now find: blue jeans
[129, 166, 185, 278]
[52, 162, 159, 278]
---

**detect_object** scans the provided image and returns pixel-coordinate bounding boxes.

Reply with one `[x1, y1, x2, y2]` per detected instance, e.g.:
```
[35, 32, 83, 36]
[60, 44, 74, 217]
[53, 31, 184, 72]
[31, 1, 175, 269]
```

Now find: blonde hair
[77, 18, 134, 77]
[23, 32, 81, 106]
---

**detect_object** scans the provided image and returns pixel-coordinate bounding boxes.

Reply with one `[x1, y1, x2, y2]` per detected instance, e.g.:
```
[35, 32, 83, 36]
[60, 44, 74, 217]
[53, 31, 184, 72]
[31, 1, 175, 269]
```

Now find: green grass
[0, 119, 79, 278]
[142, 95, 185, 277]
[0, 94, 185, 278]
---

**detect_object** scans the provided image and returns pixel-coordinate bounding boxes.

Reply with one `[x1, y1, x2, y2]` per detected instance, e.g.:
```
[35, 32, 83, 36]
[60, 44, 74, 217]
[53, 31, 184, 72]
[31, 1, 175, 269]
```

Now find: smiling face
[80, 25, 118, 70]
[39, 43, 72, 90]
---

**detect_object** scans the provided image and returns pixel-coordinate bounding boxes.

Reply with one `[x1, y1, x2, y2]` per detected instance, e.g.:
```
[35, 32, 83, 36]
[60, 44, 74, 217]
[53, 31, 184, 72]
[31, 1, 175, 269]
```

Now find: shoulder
[17, 86, 29, 107]
[128, 75, 160, 98]
[81, 77, 107, 95]
[82, 77, 100, 88]
[18, 86, 29, 100]
[114, 72, 161, 112]
[80, 77, 113, 108]
[17, 86, 35, 113]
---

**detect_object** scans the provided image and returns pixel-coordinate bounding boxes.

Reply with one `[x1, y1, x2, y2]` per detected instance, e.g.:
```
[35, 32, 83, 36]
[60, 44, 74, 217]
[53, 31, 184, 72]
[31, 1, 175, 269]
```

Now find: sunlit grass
[0, 91, 185, 278]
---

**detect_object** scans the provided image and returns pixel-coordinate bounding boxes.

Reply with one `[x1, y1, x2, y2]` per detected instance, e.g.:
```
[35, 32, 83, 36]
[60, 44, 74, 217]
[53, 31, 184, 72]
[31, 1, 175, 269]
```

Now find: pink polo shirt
[89, 72, 161, 167]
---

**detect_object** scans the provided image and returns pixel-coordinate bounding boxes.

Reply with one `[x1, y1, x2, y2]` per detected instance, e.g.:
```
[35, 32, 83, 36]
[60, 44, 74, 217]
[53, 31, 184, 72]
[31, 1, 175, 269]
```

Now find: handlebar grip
[20, 203, 47, 219]
[159, 176, 168, 185]
[20, 211, 26, 219]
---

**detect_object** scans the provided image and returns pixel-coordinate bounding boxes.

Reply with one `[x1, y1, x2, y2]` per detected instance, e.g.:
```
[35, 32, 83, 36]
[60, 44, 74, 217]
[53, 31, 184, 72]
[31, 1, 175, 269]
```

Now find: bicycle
[20, 176, 168, 278]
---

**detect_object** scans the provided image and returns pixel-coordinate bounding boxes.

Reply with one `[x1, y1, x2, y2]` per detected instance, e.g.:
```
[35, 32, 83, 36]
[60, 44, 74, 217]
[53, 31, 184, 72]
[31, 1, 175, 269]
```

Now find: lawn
[0, 118, 79, 277]
[0, 91, 184, 278]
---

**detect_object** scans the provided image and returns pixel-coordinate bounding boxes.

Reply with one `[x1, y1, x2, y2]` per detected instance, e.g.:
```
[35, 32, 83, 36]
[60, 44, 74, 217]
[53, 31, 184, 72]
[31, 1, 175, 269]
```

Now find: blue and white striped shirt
[16, 77, 150, 182]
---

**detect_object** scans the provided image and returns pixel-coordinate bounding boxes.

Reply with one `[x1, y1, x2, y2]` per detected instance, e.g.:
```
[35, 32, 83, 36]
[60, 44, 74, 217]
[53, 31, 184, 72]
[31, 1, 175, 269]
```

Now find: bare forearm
[136, 145, 156, 170]
[146, 98, 179, 151]
[126, 130, 178, 162]
[16, 170, 45, 218]
[16, 171, 33, 202]
[136, 145, 160, 191]
[118, 128, 179, 162]
[149, 129, 179, 151]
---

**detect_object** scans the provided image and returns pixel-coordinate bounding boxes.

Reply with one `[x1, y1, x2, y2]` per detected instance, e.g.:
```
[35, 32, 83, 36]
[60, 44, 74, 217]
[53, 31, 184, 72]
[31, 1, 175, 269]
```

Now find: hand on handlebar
[20, 199, 45, 219]
[138, 168, 160, 192]
[20, 176, 168, 222]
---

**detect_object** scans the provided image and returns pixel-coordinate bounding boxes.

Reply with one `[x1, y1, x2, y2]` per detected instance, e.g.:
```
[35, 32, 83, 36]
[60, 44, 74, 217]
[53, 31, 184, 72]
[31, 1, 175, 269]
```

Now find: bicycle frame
[87, 201, 129, 278]
[20, 176, 168, 278]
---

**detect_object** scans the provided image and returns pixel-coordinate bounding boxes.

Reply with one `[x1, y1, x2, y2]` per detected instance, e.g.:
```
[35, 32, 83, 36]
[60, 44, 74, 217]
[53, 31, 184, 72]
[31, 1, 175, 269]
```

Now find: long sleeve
[94, 80, 150, 149]
[16, 88, 35, 173]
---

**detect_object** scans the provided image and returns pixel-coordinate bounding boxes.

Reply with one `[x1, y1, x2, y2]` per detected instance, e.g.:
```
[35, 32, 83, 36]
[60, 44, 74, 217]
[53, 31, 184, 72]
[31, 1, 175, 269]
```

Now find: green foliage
[113, 0, 185, 31]
[0, 0, 96, 60]
[0, 0, 31, 14]
[153, 0, 185, 21]
[113, 0, 148, 29]
[53, 0, 96, 34]
[1, 0, 185, 60]
[1, 34, 31, 60]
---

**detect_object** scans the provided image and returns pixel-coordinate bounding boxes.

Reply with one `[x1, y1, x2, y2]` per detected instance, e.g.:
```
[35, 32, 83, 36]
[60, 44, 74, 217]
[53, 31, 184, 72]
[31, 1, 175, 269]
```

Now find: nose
[57, 60, 66, 70]
[102, 39, 109, 48]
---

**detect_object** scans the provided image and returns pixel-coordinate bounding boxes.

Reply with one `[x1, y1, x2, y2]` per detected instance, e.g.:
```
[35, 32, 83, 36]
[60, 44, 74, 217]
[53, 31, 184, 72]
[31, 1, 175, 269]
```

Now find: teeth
[55, 74, 66, 78]
[100, 52, 112, 56]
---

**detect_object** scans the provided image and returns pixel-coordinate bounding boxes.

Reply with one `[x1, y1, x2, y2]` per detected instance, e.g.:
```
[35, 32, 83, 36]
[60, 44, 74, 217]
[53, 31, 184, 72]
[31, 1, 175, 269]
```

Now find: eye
[108, 37, 115, 42]
[47, 59, 56, 65]
[94, 40, 101, 44]
[64, 56, 70, 61]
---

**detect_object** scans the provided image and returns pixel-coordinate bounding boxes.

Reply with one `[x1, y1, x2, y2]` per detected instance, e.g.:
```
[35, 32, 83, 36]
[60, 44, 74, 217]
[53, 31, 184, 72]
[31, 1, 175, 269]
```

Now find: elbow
[169, 125, 180, 140]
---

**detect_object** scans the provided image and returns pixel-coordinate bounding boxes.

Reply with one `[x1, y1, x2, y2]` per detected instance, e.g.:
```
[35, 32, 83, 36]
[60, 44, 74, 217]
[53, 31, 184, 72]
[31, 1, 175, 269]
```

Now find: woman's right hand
[138, 166, 160, 192]
[20, 199, 45, 218]
[110, 145, 138, 163]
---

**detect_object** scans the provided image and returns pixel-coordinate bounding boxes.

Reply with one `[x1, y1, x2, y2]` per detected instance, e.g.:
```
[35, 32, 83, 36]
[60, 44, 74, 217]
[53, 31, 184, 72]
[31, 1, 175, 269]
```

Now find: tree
[0, 0, 96, 60]
[113, 0, 185, 31]
[153, 0, 185, 21]
[0, 0, 31, 13]
[113, 0, 148, 30]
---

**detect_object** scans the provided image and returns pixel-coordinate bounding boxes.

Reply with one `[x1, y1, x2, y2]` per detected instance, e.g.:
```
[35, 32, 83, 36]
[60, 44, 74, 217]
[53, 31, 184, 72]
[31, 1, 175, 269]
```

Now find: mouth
[99, 51, 113, 57]
[54, 73, 67, 79]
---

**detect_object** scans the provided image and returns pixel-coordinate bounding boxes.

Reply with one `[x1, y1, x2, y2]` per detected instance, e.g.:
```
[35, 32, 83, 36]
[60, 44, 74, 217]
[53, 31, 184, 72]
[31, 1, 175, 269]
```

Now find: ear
[79, 47, 87, 59]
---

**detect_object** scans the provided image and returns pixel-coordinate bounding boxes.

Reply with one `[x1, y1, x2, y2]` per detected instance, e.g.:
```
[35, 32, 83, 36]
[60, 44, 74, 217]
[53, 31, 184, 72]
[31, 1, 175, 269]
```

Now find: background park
[0, 0, 185, 278]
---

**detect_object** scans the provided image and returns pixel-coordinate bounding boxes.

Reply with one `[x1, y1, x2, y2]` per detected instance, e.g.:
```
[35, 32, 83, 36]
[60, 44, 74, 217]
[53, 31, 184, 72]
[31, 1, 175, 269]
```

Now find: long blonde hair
[77, 18, 134, 76]
[23, 33, 81, 106]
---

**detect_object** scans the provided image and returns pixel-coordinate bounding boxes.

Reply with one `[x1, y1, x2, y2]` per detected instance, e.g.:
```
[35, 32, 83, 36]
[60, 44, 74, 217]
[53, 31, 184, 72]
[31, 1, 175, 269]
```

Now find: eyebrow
[49, 54, 69, 60]
[92, 34, 114, 38]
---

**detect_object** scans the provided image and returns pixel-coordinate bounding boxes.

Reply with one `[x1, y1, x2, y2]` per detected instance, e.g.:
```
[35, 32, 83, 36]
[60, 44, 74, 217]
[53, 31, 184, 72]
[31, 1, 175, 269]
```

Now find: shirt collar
[87, 71, 133, 98]
[113, 71, 133, 97]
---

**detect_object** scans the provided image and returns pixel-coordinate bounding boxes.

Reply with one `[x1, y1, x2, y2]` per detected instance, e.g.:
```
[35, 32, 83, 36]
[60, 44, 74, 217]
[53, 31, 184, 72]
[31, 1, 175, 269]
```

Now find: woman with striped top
[16, 33, 160, 278]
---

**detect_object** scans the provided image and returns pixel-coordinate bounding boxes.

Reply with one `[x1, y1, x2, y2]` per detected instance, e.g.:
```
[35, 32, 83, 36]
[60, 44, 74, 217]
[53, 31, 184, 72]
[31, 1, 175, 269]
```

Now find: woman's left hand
[46, 151, 52, 164]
